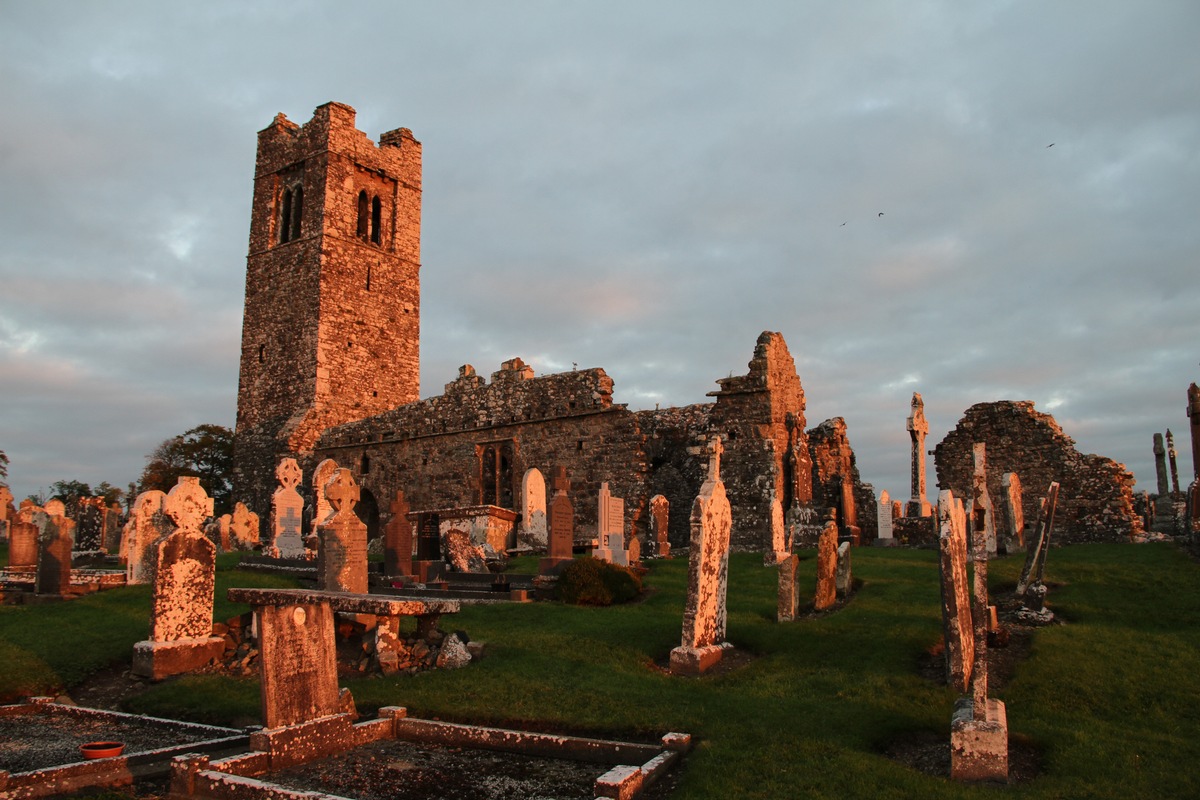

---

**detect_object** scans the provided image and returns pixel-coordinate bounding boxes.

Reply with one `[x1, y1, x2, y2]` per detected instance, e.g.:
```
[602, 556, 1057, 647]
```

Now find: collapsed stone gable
[933, 401, 1142, 543]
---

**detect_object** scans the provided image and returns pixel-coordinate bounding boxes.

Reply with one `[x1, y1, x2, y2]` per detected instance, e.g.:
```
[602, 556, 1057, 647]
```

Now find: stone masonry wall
[316, 362, 650, 542]
[933, 401, 1142, 543]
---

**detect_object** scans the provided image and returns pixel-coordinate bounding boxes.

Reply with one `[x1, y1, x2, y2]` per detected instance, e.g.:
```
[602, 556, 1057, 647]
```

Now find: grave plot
[169, 587, 689, 799]
[0, 699, 246, 799]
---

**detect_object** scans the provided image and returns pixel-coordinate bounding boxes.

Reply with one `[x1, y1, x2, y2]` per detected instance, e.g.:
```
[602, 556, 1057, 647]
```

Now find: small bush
[556, 557, 642, 606]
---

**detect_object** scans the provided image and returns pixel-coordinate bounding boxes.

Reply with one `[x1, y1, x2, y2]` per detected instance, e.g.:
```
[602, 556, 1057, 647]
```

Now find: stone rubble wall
[807, 417, 878, 542]
[933, 401, 1142, 543]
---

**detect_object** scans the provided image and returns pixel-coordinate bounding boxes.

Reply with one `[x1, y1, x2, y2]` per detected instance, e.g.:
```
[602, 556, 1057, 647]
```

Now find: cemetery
[1, 101, 1199, 797]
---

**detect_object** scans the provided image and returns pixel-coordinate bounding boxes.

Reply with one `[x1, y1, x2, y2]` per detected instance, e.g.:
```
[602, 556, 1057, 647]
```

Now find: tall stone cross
[906, 392, 931, 516]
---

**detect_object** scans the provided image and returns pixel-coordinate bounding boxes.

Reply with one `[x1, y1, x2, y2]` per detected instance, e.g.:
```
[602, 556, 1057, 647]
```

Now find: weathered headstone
[384, 489, 413, 577]
[34, 508, 75, 596]
[972, 443, 996, 555]
[814, 515, 838, 611]
[777, 554, 798, 622]
[230, 502, 260, 549]
[518, 467, 547, 547]
[593, 482, 628, 566]
[950, 491, 1008, 782]
[1153, 433, 1169, 496]
[540, 467, 574, 574]
[316, 468, 368, 593]
[999, 472, 1025, 554]
[907, 392, 933, 517]
[124, 490, 172, 585]
[1189, 383, 1200, 483]
[1016, 482, 1060, 614]
[43, 498, 66, 517]
[272, 458, 306, 559]
[876, 490, 894, 544]
[765, 493, 788, 565]
[937, 490, 974, 693]
[835, 541, 852, 596]
[132, 478, 224, 680]
[211, 514, 233, 551]
[7, 504, 39, 571]
[649, 494, 670, 558]
[258, 599, 340, 729]
[1167, 429, 1181, 496]
[75, 497, 106, 552]
[839, 476, 860, 544]
[312, 458, 338, 526]
[102, 501, 123, 553]
[670, 438, 732, 675]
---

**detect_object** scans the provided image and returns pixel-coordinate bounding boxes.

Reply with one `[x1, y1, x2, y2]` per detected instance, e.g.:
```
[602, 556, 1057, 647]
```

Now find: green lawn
[3, 543, 1198, 798]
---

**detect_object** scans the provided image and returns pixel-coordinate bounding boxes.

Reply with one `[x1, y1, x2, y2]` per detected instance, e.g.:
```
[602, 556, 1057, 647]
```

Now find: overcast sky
[1, 1, 1197, 508]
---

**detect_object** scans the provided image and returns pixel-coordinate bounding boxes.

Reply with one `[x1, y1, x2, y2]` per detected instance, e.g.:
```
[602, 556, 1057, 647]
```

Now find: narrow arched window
[291, 186, 303, 239]
[370, 196, 382, 244]
[356, 190, 369, 240]
[366, 264, 372, 292]
[279, 188, 293, 243]
[360, 454, 371, 474]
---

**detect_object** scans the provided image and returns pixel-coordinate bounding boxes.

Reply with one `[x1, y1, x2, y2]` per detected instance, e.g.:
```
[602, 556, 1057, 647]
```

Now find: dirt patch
[66, 664, 154, 711]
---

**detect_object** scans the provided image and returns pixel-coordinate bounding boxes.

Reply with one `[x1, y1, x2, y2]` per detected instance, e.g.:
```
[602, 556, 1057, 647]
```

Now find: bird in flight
[878, 212, 884, 217]
[840, 221, 847, 226]
[1046, 143, 1055, 148]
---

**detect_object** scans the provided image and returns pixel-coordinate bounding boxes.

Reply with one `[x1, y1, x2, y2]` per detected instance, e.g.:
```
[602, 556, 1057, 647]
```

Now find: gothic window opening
[478, 440, 515, 507]
[290, 186, 302, 238]
[279, 188, 293, 243]
[279, 184, 303, 243]
[370, 196, 382, 244]
[360, 454, 371, 474]
[357, 190, 369, 240]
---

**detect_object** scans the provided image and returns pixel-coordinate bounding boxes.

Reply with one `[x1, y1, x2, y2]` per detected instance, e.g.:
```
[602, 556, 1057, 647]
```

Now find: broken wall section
[933, 401, 1142, 543]
[807, 417, 877, 543]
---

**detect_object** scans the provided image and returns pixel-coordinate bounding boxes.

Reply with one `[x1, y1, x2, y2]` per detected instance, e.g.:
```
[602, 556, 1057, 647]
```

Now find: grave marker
[272, 458, 306, 558]
[34, 508, 75, 596]
[8, 504, 39, 571]
[670, 438, 732, 675]
[125, 490, 172, 585]
[937, 490, 974, 693]
[650, 494, 670, 558]
[907, 392, 932, 517]
[384, 489, 413, 577]
[230, 502, 260, 549]
[316, 468, 368, 593]
[972, 443, 996, 555]
[312, 458, 338, 526]
[593, 482, 628, 566]
[814, 515, 838, 610]
[777, 554, 798, 622]
[518, 468, 547, 547]
[876, 489, 894, 543]
[132, 478, 224, 680]
[1000, 472, 1025, 554]
[766, 493, 788, 564]
[540, 467, 574, 574]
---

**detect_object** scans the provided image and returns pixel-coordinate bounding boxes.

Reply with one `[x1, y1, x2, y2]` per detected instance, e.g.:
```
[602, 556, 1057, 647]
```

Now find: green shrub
[556, 557, 641, 605]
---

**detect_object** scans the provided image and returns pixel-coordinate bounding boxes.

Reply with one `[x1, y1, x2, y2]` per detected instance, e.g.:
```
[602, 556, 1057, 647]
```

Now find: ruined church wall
[933, 400, 1142, 543]
[315, 366, 650, 541]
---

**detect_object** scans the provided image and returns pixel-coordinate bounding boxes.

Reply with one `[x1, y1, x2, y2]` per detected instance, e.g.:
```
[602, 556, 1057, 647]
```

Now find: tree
[0, 447, 9, 483]
[139, 424, 234, 515]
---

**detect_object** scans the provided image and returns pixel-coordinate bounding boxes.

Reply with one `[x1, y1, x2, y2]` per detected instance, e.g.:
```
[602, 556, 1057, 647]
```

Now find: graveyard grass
[1, 545, 1199, 798]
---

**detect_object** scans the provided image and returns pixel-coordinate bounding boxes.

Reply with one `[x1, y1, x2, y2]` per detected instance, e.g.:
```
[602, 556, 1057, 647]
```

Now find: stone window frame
[278, 182, 303, 244]
[356, 189, 385, 246]
[476, 438, 517, 508]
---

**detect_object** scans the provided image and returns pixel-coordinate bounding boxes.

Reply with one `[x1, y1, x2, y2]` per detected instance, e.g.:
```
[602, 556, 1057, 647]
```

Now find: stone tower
[233, 102, 422, 513]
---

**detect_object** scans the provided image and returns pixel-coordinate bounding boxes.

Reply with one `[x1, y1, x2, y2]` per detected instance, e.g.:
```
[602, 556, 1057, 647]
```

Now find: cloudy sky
[1, 1, 1197, 508]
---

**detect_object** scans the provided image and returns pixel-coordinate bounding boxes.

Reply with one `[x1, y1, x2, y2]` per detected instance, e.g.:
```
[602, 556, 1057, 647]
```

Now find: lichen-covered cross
[553, 465, 571, 495]
[324, 468, 360, 516]
[165, 477, 214, 533]
[389, 489, 409, 519]
[276, 457, 303, 490]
